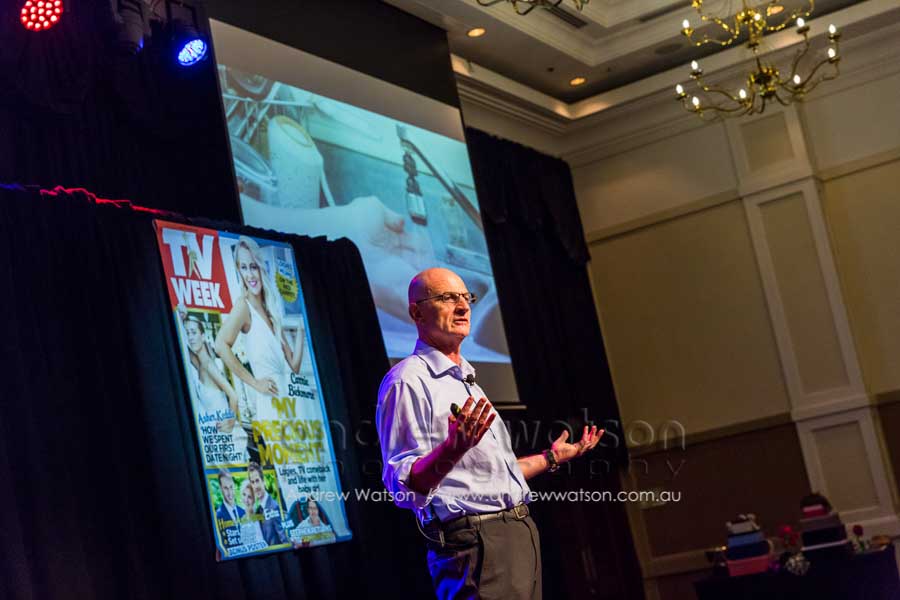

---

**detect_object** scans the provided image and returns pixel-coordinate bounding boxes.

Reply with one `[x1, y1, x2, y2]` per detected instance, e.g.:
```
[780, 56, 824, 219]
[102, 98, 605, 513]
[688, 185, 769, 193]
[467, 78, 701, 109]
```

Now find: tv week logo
[159, 225, 230, 311]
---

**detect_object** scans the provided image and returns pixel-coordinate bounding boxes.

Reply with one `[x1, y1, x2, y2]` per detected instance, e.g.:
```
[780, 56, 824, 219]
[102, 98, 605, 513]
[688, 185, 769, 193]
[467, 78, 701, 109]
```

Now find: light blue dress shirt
[376, 339, 530, 523]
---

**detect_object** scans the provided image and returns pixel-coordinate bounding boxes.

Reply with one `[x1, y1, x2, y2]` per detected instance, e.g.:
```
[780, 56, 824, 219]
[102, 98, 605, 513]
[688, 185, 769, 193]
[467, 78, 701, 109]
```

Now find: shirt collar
[414, 339, 476, 382]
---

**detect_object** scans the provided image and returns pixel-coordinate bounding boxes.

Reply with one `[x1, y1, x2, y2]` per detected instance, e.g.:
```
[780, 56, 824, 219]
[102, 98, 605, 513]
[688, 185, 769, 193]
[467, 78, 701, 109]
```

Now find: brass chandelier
[476, 0, 589, 17]
[674, 1, 841, 119]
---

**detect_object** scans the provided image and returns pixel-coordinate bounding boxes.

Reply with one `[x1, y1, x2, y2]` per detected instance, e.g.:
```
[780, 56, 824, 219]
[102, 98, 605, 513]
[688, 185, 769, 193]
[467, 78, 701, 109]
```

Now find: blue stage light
[177, 38, 207, 66]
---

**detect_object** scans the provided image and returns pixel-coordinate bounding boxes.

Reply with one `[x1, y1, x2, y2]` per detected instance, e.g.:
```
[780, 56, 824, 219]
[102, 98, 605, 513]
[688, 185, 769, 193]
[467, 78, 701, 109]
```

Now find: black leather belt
[441, 503, 529, 533]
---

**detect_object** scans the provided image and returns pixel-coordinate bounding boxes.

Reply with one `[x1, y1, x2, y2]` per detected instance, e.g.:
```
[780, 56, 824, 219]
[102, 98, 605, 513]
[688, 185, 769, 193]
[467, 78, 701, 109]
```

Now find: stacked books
[799, 493, 851, 560]
[725, 514, 772, 576]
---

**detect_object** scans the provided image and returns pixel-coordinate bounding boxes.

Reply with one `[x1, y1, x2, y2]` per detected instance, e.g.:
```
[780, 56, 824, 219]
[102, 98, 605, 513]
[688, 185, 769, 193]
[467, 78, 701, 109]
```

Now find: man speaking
[376, 268, 603, 599]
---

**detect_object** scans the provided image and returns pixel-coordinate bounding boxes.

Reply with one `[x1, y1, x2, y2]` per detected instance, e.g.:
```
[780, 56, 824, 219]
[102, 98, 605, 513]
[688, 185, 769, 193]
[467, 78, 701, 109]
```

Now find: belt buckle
[513, 504, 528, 520]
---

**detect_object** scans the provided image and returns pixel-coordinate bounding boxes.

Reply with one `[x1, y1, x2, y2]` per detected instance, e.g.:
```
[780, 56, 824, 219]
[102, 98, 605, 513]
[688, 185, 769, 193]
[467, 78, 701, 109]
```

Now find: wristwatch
[543, 449, 560, 473]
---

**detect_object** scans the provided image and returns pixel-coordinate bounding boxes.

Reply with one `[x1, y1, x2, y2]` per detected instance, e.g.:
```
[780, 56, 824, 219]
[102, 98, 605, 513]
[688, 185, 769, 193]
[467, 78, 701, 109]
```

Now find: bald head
[407, 268, 471, 355]
[408, 267, 466, 304]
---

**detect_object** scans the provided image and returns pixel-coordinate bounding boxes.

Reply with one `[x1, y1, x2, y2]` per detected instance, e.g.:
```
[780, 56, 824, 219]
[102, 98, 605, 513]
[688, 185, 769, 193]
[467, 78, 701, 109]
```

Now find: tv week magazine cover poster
[154, 220, 351, 560]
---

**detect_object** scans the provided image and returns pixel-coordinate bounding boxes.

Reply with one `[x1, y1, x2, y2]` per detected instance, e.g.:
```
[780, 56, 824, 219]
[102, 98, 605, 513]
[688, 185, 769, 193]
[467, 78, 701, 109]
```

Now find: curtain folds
[0, 185, 432, 600]
[466, 130, 645, 600]
[466, 128, 624, 462]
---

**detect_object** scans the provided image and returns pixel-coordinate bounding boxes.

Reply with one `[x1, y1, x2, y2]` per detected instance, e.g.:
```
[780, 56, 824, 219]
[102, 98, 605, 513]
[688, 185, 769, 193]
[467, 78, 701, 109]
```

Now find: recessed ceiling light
[767, 4, 784, 15]
[467, 27, 486, 38]
[569, 76, 586, 86]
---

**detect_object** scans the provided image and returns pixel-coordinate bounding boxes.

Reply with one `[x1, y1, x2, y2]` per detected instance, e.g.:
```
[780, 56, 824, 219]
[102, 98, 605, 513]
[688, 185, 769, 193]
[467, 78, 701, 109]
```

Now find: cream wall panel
[725, 105, 813, 197]
[797, 407, 899, 535]
[572, 124, 737, 233]
[589, 200, 790, 434]
[741, 113, 795, 173]
[743, 179, 866, 420]
[802, 70, 900, 172]
[823, 159, 900, 394]
[814, 421, 879, 511]
[758, 193, 849, 394]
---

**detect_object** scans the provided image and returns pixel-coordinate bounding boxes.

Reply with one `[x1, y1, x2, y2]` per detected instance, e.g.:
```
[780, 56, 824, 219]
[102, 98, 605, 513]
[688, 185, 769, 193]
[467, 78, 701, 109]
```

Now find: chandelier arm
[800, 63, 840, 96]
[698, 83, 742, 104]
[766, 1, 815, 33]
[685, 5, 741, 47]
[513, 1, 538, 16]
[788, 35, 812, 81]
[700, 101, 752, 116]
[476, 0, 510, 6]
[798, 55, 834, 89]
[693, 83, 751, 114]
[688, 34, 741, 48]
[699, 12, 738, 37]
[773, 91, 792, 106]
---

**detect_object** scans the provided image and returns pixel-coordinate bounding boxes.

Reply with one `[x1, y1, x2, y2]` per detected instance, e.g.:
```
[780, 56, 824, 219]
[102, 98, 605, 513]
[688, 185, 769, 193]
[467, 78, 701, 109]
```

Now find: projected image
[219, 65, 509, 363]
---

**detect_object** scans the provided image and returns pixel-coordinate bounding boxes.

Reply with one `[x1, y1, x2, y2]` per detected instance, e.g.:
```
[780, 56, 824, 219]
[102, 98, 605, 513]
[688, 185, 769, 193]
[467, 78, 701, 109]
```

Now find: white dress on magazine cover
[244, 299, 287, 396]
[190, 363, 249, 462]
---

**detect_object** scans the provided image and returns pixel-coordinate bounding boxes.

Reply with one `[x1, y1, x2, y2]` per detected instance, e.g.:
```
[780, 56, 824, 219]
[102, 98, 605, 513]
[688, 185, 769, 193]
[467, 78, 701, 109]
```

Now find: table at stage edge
[694, 544, 900, 600]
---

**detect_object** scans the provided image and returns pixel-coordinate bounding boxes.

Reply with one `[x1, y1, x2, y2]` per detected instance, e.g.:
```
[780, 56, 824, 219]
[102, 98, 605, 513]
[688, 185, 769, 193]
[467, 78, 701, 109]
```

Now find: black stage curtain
[465, 127, 624, 462]
[0, 185, 433, 600]
[466, 128, 645, 600]
[0, 0, 241, 222]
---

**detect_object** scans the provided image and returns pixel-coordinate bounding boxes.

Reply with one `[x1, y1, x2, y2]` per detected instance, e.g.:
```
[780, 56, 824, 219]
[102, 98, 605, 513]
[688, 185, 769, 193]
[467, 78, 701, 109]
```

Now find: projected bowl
[231, 135, 277, 206]
[267, 115, 324, 209]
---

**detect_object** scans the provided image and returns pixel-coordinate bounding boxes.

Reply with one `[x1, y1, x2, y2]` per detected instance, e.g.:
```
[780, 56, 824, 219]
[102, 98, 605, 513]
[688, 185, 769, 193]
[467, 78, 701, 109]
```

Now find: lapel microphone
[450, 374, 477, 417]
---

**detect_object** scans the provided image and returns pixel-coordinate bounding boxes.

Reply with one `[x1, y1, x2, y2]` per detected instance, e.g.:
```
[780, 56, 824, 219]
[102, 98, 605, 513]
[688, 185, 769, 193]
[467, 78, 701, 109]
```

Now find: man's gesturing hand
[551, 425, 604, 464]
[446, 397, 496, 458]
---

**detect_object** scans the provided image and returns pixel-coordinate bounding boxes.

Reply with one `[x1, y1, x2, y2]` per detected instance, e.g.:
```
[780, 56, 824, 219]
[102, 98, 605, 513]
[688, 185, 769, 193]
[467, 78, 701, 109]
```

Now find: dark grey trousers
[426, 514, 542, 600]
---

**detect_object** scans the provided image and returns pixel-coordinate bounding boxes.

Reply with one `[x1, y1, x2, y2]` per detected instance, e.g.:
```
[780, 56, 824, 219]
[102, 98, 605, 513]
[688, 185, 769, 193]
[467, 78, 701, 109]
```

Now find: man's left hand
[551, 425, 604, 463]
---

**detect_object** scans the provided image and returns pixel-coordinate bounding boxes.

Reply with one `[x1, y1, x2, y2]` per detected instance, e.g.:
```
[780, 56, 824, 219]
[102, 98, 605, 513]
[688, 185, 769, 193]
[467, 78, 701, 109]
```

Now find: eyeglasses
[414, 291, 478, 306]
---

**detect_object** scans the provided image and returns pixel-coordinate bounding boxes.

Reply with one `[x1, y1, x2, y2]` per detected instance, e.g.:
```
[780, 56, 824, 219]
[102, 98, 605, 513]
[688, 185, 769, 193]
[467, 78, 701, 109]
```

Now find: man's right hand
[446, 397, 496, 458]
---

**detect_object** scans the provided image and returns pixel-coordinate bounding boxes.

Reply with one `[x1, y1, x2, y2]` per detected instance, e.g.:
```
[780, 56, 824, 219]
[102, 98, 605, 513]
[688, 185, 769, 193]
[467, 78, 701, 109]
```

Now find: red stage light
[21, 0, 63, 31]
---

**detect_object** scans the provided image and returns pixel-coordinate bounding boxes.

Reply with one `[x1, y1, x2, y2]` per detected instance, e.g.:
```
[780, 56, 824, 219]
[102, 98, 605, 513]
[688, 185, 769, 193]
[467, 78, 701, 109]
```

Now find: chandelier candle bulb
[739, 89, 747, 100]
[827, 47, 837, 60]
[793, 74, 802, 85]
[691, 96, 700, 108]
[675, 84, 685, 98]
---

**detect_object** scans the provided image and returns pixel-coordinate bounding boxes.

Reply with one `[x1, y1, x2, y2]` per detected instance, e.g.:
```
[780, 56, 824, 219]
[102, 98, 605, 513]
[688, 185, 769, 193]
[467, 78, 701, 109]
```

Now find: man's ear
[408, 302, 421, 324]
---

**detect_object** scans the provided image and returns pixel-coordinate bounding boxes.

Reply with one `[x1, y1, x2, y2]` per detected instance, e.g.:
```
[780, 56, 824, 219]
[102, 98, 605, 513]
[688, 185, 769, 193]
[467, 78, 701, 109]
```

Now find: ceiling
[385, 0, 866, 103]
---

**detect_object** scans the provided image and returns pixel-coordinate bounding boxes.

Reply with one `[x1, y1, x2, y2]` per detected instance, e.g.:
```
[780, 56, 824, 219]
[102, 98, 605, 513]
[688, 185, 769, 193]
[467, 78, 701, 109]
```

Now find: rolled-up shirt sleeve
[376, 379, 436, 512]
